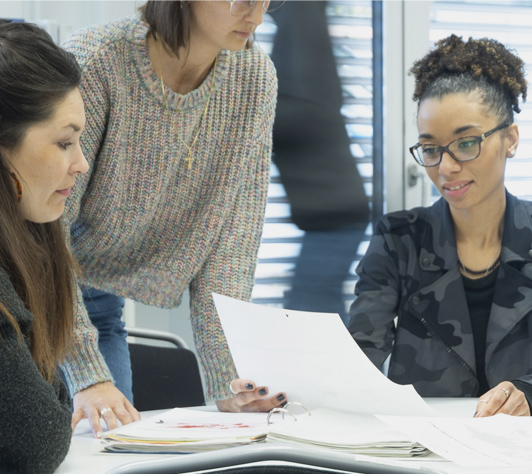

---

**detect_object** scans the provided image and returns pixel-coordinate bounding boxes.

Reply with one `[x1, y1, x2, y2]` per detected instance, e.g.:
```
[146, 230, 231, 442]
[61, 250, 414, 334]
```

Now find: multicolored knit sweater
[61, 16, 277, 400]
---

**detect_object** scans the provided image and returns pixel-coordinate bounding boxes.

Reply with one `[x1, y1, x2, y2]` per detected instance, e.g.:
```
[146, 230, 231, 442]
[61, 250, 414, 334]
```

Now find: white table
[55, 399, 530, 474]
[55, 409, 168, 474]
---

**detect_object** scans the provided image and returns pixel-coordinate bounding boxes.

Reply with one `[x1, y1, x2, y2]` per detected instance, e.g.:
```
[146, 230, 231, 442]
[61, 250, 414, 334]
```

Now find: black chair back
[128, 331, 205, 411]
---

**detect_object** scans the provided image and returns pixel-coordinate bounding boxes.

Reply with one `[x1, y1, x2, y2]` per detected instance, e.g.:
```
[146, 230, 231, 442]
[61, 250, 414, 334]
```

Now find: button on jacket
[349, 190, 532, 397]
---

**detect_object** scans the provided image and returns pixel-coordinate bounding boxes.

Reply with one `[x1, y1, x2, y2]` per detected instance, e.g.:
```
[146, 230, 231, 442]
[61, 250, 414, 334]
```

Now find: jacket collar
[422, 190, 532, 272]
[417, 191, 532, 371]
[500, 191, 532, 264]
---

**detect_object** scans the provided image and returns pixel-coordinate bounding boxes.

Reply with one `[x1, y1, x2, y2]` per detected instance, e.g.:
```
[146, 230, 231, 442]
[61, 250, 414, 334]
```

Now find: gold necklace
[159, 56, 218, 170]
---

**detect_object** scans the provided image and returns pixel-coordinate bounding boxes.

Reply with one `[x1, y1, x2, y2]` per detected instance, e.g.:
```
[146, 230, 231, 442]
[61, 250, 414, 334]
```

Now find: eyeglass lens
[230, 1, 285, 15]
[415, 136, 480, 166]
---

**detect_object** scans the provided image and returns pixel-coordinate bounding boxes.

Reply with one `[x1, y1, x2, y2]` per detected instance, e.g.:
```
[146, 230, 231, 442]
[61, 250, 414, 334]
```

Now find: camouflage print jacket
[348, 190, 532, 397]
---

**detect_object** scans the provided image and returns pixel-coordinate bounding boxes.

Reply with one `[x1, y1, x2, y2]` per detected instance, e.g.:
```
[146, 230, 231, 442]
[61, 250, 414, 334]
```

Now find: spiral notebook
[102, 403, 428, 457]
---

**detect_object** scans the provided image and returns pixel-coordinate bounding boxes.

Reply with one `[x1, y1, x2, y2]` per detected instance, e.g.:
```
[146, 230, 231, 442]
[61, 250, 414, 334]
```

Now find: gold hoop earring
[9, 171, 21, 202]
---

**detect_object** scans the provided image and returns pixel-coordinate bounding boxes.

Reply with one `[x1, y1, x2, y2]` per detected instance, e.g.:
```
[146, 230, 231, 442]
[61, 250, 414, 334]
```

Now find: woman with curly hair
[349, 34, 531, 416]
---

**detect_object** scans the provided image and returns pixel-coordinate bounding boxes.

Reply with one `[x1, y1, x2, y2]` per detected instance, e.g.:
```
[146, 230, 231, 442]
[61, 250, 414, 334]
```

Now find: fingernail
[259, 388, 267, 396]
[281, 401, 287, 407]
[96, 431, 103, 439]
[277, 394, 285, 401]
[245, 383, 254, 390]
[473, 412, 477, 417]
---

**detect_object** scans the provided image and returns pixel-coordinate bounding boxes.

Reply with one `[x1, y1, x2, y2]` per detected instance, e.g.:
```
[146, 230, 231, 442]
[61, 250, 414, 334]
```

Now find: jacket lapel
[487, 192, 532, 360]
[413, 198, 476, 372]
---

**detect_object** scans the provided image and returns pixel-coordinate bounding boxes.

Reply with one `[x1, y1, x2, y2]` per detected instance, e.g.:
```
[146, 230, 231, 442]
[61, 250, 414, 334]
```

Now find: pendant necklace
[159, 55, 218, 170]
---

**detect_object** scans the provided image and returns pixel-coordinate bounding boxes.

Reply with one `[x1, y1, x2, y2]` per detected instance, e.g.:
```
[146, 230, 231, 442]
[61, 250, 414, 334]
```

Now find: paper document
[103, 407, 428, 457]
[213, 293, 438, 417]
[103, 408, 267, 453]
[378, 414, 532, 467]
[268, 408, 428, 457]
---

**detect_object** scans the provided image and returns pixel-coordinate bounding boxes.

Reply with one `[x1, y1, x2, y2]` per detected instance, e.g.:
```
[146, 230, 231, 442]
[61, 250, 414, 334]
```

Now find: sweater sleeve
[60, 33, 114, 394]
[0, 320, 72, 474]
[188, 59, 277, 401]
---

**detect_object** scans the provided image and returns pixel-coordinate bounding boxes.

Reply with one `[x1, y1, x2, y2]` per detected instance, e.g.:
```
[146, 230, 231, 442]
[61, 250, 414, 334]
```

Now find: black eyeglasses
[409, 122, 510, 167]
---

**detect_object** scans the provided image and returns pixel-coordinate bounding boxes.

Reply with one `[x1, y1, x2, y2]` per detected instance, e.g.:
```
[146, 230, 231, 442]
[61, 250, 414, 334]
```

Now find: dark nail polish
[277, 394, 285, 401]
[259, 388, 267, 396]
[281, 401, 287, 407]
[245, 383, 254, 390]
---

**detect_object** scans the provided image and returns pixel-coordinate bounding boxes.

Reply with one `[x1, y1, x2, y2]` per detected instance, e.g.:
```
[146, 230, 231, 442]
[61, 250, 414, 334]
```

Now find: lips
[445, 182, 470, 191]
[234, 30, 253, 39]
[442, 180, 473, 198]
[56, 185, 74, 197]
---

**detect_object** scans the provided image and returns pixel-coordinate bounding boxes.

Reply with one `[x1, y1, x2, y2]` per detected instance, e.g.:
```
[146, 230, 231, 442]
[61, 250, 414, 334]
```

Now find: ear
[505, 123, 519, 158]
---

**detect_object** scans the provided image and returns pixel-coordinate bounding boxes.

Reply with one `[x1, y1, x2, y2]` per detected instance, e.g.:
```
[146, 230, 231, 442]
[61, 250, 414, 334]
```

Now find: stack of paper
[103, 409, 267, 454]
[267, 408, 428, 457]
[103, 407, 429, 457]
[379, 413, 532, 467]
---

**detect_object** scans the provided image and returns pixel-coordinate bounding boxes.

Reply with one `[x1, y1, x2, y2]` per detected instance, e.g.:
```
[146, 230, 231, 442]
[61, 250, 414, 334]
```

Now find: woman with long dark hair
[0, 22, 89, 472]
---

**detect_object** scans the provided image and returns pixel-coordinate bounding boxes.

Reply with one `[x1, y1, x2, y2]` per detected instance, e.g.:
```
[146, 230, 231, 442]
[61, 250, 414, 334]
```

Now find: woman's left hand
[475, 382, 530, 417]
[215, 379, 287, 413]
[72, 381, 141, 437]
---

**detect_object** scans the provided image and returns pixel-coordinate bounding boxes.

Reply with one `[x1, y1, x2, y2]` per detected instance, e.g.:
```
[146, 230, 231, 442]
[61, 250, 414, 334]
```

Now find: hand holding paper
[213, 293, 437, 417]
[215, 378, 287, 413]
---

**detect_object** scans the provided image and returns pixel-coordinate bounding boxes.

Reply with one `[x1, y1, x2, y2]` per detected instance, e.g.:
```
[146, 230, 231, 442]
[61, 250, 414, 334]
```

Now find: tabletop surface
[55, 399, 530, 474]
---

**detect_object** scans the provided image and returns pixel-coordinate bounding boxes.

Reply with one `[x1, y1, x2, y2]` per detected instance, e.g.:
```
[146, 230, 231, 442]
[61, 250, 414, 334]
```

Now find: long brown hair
[0, 22, 81, 382]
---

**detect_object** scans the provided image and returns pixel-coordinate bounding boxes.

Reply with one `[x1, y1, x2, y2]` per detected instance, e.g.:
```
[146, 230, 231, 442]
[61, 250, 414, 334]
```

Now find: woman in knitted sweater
[62, 1, 285, 435]
[0, 22, 89, 473]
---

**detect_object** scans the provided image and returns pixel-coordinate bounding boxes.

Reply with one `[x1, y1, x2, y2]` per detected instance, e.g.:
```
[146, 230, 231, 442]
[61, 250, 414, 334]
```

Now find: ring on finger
[478, 399, 488, 404]
[500, 387, 510, 398]
[101, 407, 113, 416]
[229, 383, 238, 396]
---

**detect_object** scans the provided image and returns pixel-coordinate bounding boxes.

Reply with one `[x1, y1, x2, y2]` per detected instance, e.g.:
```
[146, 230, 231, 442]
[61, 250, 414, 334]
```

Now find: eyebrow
[62, 123, 82, 132]
[418, 124, 478, 140]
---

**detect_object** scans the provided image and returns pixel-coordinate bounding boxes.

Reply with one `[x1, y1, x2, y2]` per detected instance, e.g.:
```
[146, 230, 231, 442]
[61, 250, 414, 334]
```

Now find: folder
[102, 403, 428, 457]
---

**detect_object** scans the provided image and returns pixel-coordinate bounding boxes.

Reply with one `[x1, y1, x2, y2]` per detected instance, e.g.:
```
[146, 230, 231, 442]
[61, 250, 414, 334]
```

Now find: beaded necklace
[457, 242, 501, 277]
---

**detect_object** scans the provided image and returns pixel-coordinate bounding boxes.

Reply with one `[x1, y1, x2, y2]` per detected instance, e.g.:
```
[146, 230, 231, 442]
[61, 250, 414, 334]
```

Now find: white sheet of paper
[378, 414, 532, 467]
[105, 408, 267, 441]
[213, 293, 438, 417]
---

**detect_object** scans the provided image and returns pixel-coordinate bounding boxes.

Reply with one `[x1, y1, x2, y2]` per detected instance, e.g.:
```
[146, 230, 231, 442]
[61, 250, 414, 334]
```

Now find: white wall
[383, 0, 431, 213]
[0, 1, 138, 43]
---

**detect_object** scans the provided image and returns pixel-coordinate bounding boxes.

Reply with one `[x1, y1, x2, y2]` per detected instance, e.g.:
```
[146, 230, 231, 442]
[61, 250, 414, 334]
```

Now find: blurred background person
[269, 1, 370, 324]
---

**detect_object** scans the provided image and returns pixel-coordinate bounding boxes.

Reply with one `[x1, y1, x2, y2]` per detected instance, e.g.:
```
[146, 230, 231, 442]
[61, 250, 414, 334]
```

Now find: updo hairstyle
[410, 34, 527, 123]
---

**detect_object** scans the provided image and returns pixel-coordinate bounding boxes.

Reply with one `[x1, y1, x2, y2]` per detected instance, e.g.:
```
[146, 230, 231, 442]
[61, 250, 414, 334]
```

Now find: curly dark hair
[410, 34, 527, 122]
